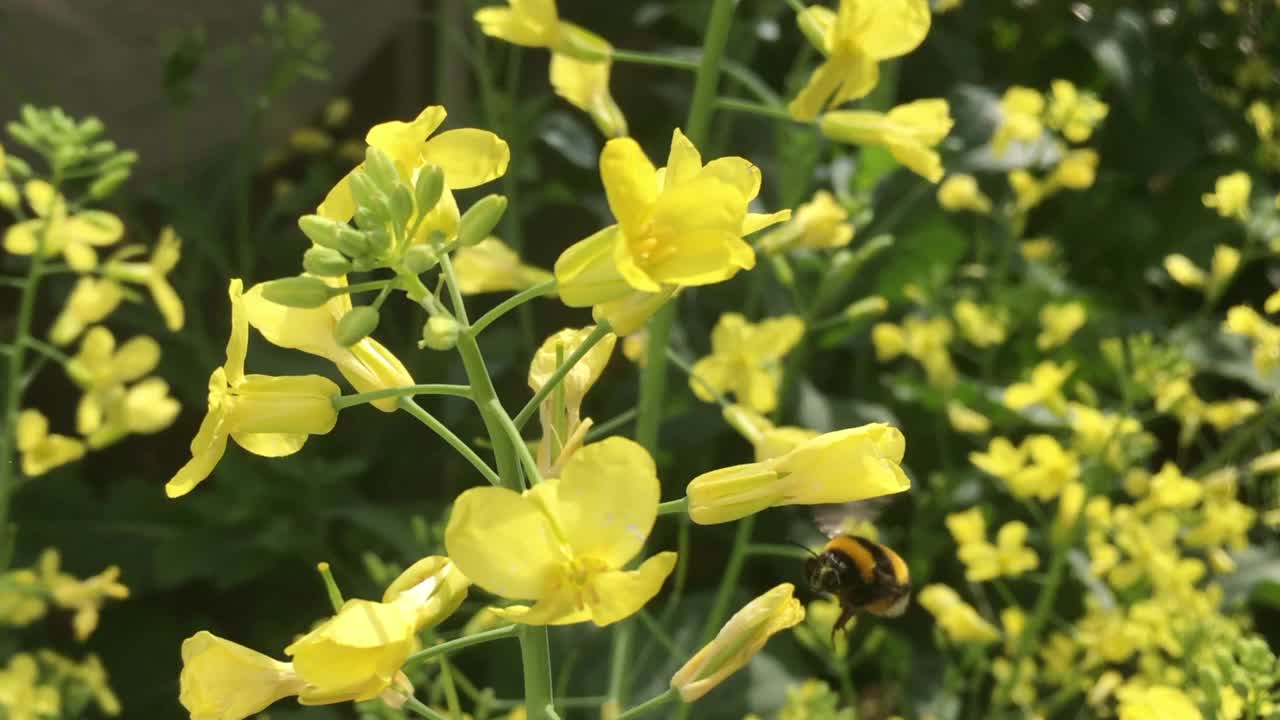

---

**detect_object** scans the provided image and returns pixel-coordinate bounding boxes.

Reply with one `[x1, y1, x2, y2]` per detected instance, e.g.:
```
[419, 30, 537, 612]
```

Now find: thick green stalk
[520, 625, 555, 720]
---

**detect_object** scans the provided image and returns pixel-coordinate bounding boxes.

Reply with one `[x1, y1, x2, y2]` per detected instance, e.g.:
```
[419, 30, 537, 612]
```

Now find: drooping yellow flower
[937, 174, 992, 214]
[102, 227, 184, 331]
[917, 584, 999, 644]
[952, 300, 1006, 347]
[452, 237, 554, 295]
[317, 105, 509, 238]
[1045, 80, 1108, 143]
[1036, 301, 1086, 349]
[757, 190, 854, 253]
[722, 405, 819, 462]
[286, 599, 417, 705]
[669, 583, 805, 702]
[2, 180, 124, 271]
[687, 423, 909, 524]
[15, 409, 85, 477]
[1116, 684, 1203, 720]
[1202, 171, 1252, 220]
[528, 325, 617, 474]
[819, 99, 954, 182]
[554, 129, 788, 333]
[446, 437, 676, 626]
[1004, 361, 1074, 415]
[991, 86, 1046, 155]
[244, 275, 414, 413]
[690, 314, 804, 413]
[48, 276, 124, 346]
[787, 0, 930, 120]
[179, 631, 305, 720]
[165, 280, 341, 498]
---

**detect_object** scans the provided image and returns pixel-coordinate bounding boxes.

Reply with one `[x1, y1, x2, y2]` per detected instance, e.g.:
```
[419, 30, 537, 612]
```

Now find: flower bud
[303, 246, 352, 276]
[457, 194, 508, 247]
[382, 556, 470, 631]
[261, 276, 334, 308]
[0, 180, 16, 210]
[349, 172, 391, 221]
[843, 295, 888, 320]
[414, 164, 444, 215]
[335, 306, 380, 346]
[420, 315, 460, 350]
[300, 215, 370, 258]
[402, 244, 440, 275]
[179, 631, 304, 720]
[88, 169, 130, 200]
[363, 146, 402, 196]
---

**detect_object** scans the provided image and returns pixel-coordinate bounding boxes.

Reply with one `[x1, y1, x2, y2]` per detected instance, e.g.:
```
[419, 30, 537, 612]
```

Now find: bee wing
[811, 498, 893, 538]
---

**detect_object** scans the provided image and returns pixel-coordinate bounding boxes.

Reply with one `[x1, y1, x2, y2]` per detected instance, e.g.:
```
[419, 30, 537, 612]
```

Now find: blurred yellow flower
[722, 405, 819, 462]
[669, 583, 805, 701]
[1224, 305, 1280, 374]
[820, 99, 954, 182]
[946, 401, 991, 434]
[1050, 148, 1099, 189]
[1004, 361, 1074, 415]
[687, 423, 909, 524]
[102, 227, 184, 331]
[3, 180, 124, 271]
[453, 237, 553, 295]
[1020, 237, 1057, 260]
[872, 316, 957, 388]
[67, 326, 160, 432]
[16, 409, 84, 477]
[0, 654, 60, 720]
[690, 313, 804, 413]
[179, 631, 304, 720]
[48, 276, 124, 346]
[1045, 79, 1108, 143]
[1037, 301, 1086, 349]
[937, 174, 992, 214]
[1202, 171, 1251, 220]
[953, 300, 1006, 347]
[991, 86, 1045, 155]
[787, 0, 931, 120]
[918, 584, 999, 643]
[44, 555, 128, 641]
[165, 280, 341, 498]
[1116, 684, 1203, 720]
[1008, 169, 1046, 210]
[446, 437, 675, 626]
[528, 325, 617, 474]
[1163, 245, 1239, 297]
[757, 190, 854, 253]
[286, 599, 417, 704]
[947, 510, 1038, 581]
[82, 378, 181, 449]
[1247, 100, 1275, 141]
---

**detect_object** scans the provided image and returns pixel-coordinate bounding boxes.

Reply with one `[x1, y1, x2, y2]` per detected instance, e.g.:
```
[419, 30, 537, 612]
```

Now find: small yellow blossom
[3, 180, 124, 271]
[1202, 171, 1252, 220]
[991, 86, 1045, 155]
[670, 583, 804, 701]
[1037, 301, 1086, 349]
[757, 190, 854, 253]
[820, 99, 954, 182]
[1045, 79, 1109, 143]
[453, 237, 554, 294]
[48, 276, 125, 346]
[179, 631, 305, 720]
[937, 174, 992, 213]
[992, 656, 1037, 707]
[102, 227, 184, 331]
[1164, 254, 1206, 288]
[793, 597, 850, 658]
[690, 313, 804, 413]
[1116, 684, 1203, 720]
[1224, 305, 1280, 374]
[1020, 237, 1057, 260]
[1247, 100, 1275, 141]
[16, 409, 85, 477]
[786, 0, 931, 120]
[947, 510, 1038, 581]
[290, 127, 333, 154]
[0, 654, 60, 720]
[621, 329, 647, 366]
[81, 378, 181, 449]
[1009, 169, 1046, 210]
[447, 437, 676, 626]
[722, 405, 819, 462]
[44, 555, 129, 641]
[66, 326, 161, 433]
[1004, 361, 1074, 415]
[918, 584, 999, 643]
[1164, 245, 1240, 297]
[687, 423, 909, 524]
[872, 316, 956, 388]
[166, 280, 341, 498]
[1050, 148, 1099, 189]
[528, 326, 617, 474]
[953, 300, 1007, 347]
[946, 401, 991, 434]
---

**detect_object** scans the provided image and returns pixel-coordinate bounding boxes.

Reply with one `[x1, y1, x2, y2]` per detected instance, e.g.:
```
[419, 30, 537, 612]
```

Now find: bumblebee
[805, 534, 912, 636]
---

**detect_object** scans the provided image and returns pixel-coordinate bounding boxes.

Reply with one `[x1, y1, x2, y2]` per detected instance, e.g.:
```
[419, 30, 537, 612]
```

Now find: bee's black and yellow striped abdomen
[807, 535, 912, 631]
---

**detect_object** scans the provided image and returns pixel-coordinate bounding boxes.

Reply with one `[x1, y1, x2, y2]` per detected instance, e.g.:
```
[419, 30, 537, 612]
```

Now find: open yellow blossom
[317, 105, 509, 237]
[3, 180, 124, 271]
[787, 0, 931, 120]
[687, 423, 909, 524]
[453, 237, 553, 295]
[1045, 79, 1109, 143]
[286, 599, 417, 705]
[528, 326, 617, 474]
[45, 559, 129, 641]
[872, 315, 957, 388]
[670, 583, 805, 702]
[244, 275, 413, 413]
[1004, 361, 1073, 415]
[446, 437, 676, 626]
[918, 585, 999, 644]
[1202, 171, 1251, 220]
[165, 280, 341, 498]
[1037, 301, 1086, 349]
[723, 405, 819, 462]
[1224, 305, 1280, 374]
[102, 227, 184, 331]
[947, 510, 1039, 581]
[1012, 435, 1079, 501]
[81, 378, 181, 449]
[179, 631, 305, 720]
[16, 409, 85, 477]
[691, 313, 804, 413]
[946, 401, 991, 434]
[1164, 245, 1239, 298]
[48, 276, 124, 346]
[67, 326, 160, 433]
[937, 174, 992, 214]
[1116, 684, 1203, 720]
[953, 300, 1006, 347]
[757, 190, 854, 253]
[554, 129, 788, 333]
[819, 99, 954, 182]
[991, 86, 1045, 155]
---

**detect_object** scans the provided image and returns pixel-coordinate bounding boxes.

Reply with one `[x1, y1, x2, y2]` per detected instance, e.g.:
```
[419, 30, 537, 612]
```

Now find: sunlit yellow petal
[422, 129, 511, 189]
[554, 437, 659, 568]
[600, 138, 659, 234]
[584, 552, 677, 626]
[165, 410, 230, 498]
[227, 375, 341, 435]
[445, 486, 566, 599]
[555, 225, 632, 307]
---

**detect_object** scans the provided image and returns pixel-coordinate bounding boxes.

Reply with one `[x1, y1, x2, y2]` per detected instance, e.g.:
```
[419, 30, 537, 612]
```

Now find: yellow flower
[722, 405, 819, 462]
[528, 326, 617, 474]
[1021, 237, 1057, 260]
[165, 280, 341, 498]
[286, 599, 417, 704]
[1247, 100, 1275, 141]
[48, 276, 124, 346]
[1164, 254, 1206, 288]
[317, 105, 509, 237]
[917, 584, 999, 643]
[3, 180, 124, 271]
[1036, 301, 1086, 349]
[937, 174, 992, 214]
[622, 329, 648, 367]
[1008, 169, 1046, 210]
[66, 326, 160, 433]
[757, 190, 854, 253]
[453, 237, 554, 294]
[992, 656, 1037, 707]
[381, 556, 471, 631]
[946, 401, 991, 434]
[80, 378, 181, 449]
[947, 511, 1038, 581]
[446, 437, 676, 626]
[786, 0, 931, 120]
[1224, 305, 1280, 374]
[1045, 79, 1108, 143]
[872, 316, 957, 388]
[953, 300, 1006, 347]
[16, 409, 85, 477]
[102, 227, 184, 331]
[687, 423, 909, 524]
[244, 275, 414, 413]
[669, 583, 805, 702]
[1050, 148, 1099, 189]
[819, 99, 954, 182]
[1004, 361, 1074, 415]
[548, 26, 628, 137]
[0, 654, 60, 720]
[179, 631, 305, 720]
[45, 558, 129, 641]
[1205, 398, 1260, 431]
[554, 129, 787, 333]
[991, 86, 1045, 155]
[1202, 171, 1251, 220]
[969, 436, 1024, 479]
[690, 313, 804, 413]
[1116, 684, 1203, 720]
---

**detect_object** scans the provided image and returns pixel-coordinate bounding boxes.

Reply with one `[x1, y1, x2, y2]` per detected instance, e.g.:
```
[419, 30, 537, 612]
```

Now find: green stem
[491, 398, 542, 484]
[520, 626, 555, 720]
[611, 48, 700, 70]
[636, 609, 683, 659]
[607, 618, 634, 708]
[616, 688, 679, 720]
[513, 323, 614, 430]
[398, 397, 502, 486]
[584, 407, 638, 441]
[333, 384, 471, 410]
[657, 497, 689, 516]
[406, 624, 520, 666]
[635, 307, 675, 454]
[746, 543, 812, 560]
[20, 337, 72, 366]
[330, 279, 392, 295]
[714, 97, 794, 122]
[685, 0, 737, 145]
[403, 697, 451, 720]
[469, 279, 557, 336]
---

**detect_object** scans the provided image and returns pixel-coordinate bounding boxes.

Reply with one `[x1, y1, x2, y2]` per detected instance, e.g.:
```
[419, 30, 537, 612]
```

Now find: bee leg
[830, 606, 856, 644]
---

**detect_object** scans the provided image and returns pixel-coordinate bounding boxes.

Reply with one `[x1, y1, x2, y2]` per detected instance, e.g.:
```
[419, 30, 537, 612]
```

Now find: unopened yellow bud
[419, 316, 460, 350]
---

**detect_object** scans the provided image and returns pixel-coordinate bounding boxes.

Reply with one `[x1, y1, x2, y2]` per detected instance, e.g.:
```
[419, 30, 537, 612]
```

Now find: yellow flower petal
[179, 631, 303, 720]
[423, 129, 511, 189]
[445, 485, 566, 599]
[554, 225, 632, 307]
[584, 551, 677, 626]
[225, 280, 249, 384]
[553, 437, 659, 568]
[592, 287, 676, 335]
[165, 408, 230, 498]
[850, 0, 932, 59]
[287, 599, 416, 704]
[230, 432, 308, 458]
[226, 375, 341, 435]
[600, 137, 659, 234]
[664, 128, 704, 186]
